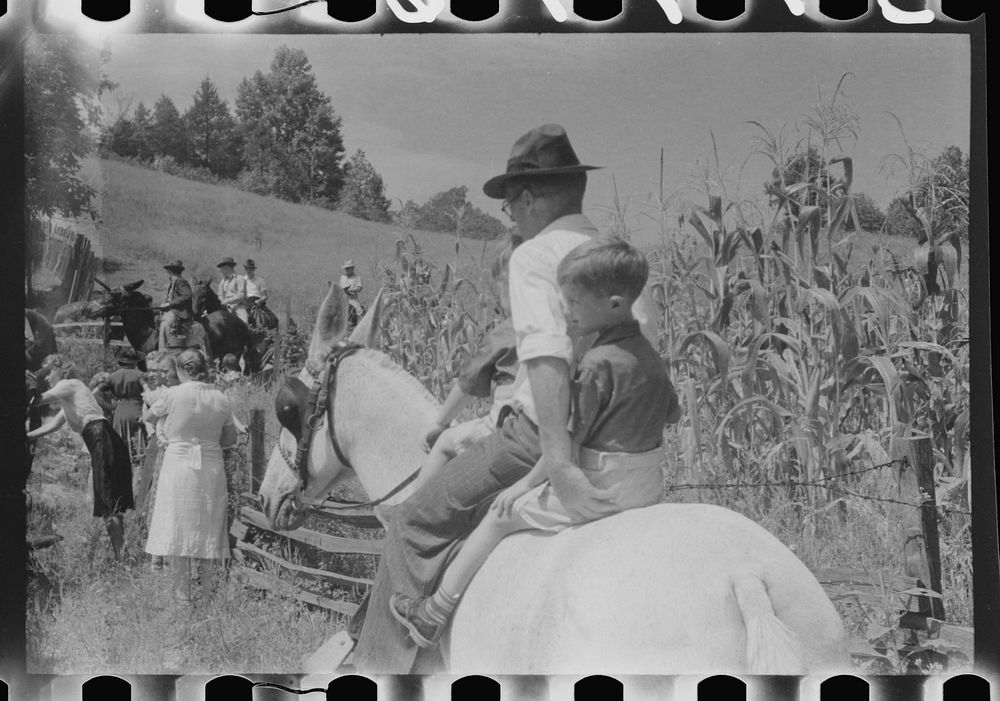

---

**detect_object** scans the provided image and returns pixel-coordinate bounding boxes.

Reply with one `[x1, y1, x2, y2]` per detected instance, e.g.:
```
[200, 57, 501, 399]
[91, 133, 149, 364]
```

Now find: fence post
[908, 436, 945, 619]
[250, 408, 266, 493]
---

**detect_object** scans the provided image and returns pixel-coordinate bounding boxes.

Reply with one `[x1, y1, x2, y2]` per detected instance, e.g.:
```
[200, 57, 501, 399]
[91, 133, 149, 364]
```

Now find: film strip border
[0, 0, 987, 26]
[4, 671, 997, 699]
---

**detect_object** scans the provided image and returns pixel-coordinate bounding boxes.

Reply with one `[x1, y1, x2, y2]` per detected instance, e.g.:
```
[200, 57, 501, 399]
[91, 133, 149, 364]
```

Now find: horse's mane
[352, 347, 440, 409]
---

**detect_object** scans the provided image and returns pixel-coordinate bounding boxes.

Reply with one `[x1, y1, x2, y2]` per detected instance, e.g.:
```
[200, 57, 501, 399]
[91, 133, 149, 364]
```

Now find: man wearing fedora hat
[216, 256, 249, 324]
[157, 260, 193, 350]
[351, 124, 656, 672]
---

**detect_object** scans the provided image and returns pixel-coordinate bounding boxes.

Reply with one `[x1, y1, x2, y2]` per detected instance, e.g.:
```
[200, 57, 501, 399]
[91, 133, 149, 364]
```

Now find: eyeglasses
[501, 190, 523, 220]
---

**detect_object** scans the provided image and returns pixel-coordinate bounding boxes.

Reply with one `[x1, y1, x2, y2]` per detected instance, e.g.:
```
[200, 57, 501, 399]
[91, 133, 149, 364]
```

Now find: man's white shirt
[507, 214, 656, 424]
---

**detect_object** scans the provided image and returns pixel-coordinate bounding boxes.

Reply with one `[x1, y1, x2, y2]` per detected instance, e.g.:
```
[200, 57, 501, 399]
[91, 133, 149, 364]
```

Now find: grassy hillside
[95, 158, 496, 321]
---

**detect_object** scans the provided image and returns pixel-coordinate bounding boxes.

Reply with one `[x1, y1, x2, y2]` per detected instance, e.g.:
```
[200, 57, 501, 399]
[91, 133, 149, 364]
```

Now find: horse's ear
[348, 287, 385, 348]
[307, 284, 348, 368]
[125, 280, 144, 292]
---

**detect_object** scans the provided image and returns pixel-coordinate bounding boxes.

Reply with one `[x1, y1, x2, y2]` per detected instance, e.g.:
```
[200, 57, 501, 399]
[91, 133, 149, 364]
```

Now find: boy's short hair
[41, 354, 80, 380]
[222, 353, 239, 369]
[557, 235, 648, 302]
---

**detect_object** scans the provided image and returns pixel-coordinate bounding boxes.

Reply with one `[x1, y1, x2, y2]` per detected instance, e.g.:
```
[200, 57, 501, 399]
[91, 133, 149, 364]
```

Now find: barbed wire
[242, 439, 972, 516]
[667, 458, 972, 516]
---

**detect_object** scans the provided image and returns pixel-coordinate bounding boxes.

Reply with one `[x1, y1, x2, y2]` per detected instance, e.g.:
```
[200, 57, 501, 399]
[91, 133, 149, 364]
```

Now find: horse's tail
[732, 571, 807, 675]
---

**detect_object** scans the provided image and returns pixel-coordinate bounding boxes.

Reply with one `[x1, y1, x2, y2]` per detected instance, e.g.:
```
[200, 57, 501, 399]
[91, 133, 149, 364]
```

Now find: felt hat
[217, 256, 237, 269]
[483, 124, 601, 199]
[343, 260, 355, 269]
[244, 259, 256, 269]
[117, 347, 141, 367]
[163, 260, 185, 273]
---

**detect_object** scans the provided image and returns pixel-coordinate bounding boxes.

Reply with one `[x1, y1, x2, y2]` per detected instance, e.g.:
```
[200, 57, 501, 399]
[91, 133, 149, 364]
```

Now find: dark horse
[87, 279, 158, 357]
[190, 279, 258, 371]
[25, 309, 58, 372]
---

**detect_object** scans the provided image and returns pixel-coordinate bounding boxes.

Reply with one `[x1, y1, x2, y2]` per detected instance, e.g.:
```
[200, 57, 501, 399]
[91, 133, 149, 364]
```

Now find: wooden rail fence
[31, 218, 101, 305]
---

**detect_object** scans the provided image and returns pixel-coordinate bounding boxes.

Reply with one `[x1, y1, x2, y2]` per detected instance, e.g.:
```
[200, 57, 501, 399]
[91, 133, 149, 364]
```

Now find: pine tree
[132, 102, 153, 161]
[148, 94, 188, 163]
[184, 77, 242, 178]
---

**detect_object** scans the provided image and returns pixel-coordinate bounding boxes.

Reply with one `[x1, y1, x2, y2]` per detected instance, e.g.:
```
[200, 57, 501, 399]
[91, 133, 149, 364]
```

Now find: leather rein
[278, 343, 420, 512]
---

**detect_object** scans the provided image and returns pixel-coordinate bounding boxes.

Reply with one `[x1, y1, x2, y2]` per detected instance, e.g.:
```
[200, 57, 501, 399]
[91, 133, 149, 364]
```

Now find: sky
[95, 32, 970, 244]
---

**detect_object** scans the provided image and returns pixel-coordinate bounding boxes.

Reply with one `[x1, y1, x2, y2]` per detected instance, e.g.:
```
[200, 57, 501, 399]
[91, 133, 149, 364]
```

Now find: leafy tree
[184, 77, 242, 178]
[844, 193, 885, 233]
[148, 94, 188, 163]
[24, 34, 107, 296]
[412, 185, 507, 240]
[413, 186, 470, 233]
[340, 149, 391, 222]
[25, 34, 101, 221]
[764, 145, 834, 216]
[884, 196, 924, 240]
[235, 46, 345, 205]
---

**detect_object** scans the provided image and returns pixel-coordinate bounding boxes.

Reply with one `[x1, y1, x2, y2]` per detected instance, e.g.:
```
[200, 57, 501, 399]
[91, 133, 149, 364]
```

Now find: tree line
[764, 143, 969, 243]
[99, 45, 508, 240]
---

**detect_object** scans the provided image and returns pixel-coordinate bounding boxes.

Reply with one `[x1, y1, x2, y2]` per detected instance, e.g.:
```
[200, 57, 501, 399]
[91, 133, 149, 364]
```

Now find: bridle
[277, 343, 420, 511]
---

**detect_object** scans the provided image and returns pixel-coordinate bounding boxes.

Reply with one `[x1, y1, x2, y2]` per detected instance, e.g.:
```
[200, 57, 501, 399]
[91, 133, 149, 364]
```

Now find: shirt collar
[537, 213, 598, 238]
[592, 320, 641, 347]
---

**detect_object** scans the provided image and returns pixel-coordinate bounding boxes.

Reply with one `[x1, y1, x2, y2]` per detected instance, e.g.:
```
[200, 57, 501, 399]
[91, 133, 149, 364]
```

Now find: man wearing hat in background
[350, 124, 655, 672]
[339, 260, 364, 325]
[217, 256, 249, 324]
[157, 260, 193, 351]
[243, 259, 267, 305]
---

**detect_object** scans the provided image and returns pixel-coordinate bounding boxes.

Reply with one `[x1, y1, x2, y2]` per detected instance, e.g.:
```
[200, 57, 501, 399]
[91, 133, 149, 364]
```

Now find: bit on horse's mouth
[275, 490, 307, 530]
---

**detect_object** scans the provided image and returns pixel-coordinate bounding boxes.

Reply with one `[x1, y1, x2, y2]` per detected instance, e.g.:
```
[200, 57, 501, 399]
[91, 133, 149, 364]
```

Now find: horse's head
[87, 279, 145, 318]
[190, 278, 218, 317]
[260, 285, 387, 531]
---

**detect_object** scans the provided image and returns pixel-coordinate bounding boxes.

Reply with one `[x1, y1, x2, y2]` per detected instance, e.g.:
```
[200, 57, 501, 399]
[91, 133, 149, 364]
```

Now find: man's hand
[421, 421, 448, 453]
[491, 476, 534, 519]
[547, 459, 619, 521]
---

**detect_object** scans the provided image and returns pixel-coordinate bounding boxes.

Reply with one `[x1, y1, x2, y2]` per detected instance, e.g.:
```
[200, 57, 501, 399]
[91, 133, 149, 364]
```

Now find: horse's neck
[124, 295, 155, 348]
[334, 351, 440, 503]
[203, 291, 223, 313]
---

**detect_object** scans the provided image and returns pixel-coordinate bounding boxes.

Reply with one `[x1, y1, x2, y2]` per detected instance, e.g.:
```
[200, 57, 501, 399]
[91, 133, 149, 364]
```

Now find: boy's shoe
[389, 593, 443, 647]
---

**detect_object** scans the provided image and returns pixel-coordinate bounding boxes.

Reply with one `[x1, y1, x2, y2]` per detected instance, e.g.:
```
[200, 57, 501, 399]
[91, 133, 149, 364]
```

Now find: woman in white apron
[145, 349, 237, 608]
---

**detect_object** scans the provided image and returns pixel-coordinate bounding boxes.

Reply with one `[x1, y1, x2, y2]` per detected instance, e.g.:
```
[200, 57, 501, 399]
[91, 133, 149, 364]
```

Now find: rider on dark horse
[339, 260, 365, 328]
[156, 260, 211, 356]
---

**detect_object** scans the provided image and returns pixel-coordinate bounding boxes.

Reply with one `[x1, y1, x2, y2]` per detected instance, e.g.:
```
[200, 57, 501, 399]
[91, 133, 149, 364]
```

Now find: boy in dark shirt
[390, 235, 679, 646]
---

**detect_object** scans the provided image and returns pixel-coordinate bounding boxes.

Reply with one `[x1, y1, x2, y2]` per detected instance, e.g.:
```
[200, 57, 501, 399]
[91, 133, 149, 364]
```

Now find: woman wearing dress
[138, 350, 179, 572]
[145, 349, 237, 607]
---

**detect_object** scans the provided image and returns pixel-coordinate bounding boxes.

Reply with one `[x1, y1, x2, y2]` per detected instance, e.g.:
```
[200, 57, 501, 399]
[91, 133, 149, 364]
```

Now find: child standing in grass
[389, 236, 680, 646]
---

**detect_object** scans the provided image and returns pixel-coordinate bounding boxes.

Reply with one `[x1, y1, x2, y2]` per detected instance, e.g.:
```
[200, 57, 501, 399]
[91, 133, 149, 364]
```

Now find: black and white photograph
[2, 1, 994, 698]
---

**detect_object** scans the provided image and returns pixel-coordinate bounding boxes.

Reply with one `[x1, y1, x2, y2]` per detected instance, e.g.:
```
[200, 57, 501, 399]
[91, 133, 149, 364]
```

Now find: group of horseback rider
[158, 256, 272, 355]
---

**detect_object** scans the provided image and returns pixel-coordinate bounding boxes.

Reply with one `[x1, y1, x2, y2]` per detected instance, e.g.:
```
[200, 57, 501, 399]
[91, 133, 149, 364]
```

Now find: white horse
[259, 285, 850, 675]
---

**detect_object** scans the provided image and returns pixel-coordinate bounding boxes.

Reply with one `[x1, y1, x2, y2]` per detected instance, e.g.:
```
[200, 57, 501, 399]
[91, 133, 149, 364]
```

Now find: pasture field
[92, 158, 497, 323]
[26, 132, 973, 675]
